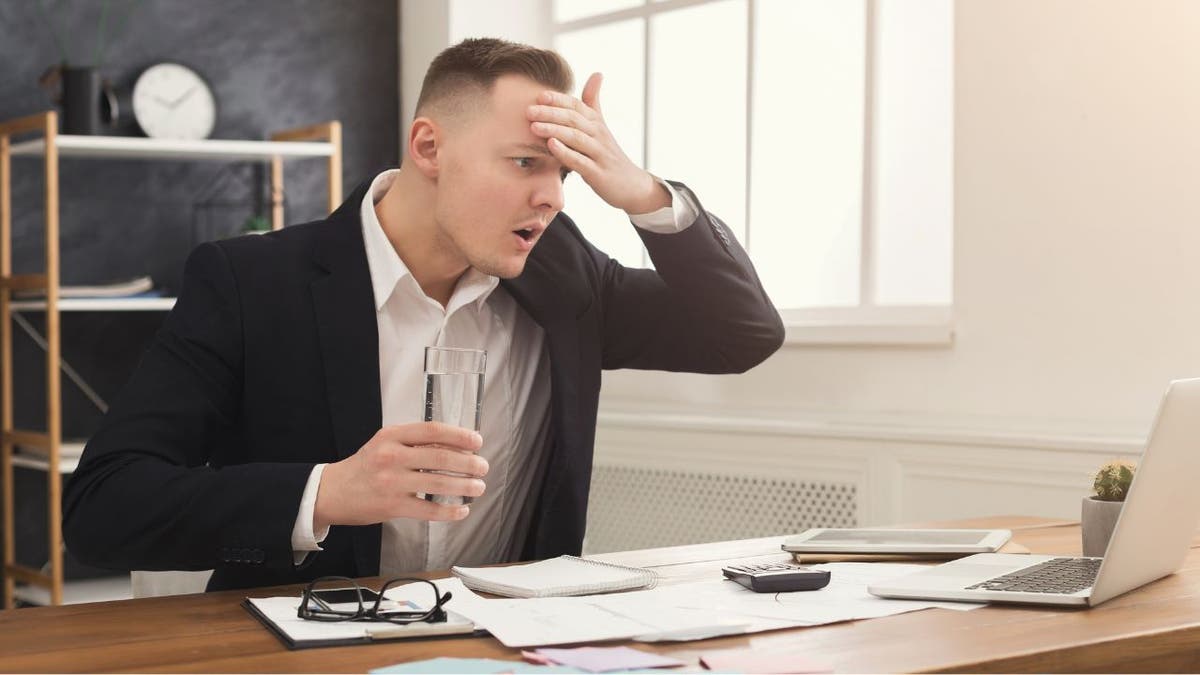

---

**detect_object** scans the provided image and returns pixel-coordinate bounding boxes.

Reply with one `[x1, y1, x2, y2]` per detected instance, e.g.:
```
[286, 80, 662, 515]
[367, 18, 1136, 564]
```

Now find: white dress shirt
[290, 169, 697, 574]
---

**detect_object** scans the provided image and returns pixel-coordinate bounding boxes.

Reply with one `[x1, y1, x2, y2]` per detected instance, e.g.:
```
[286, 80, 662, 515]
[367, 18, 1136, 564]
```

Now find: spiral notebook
[451, 555, 658, 598]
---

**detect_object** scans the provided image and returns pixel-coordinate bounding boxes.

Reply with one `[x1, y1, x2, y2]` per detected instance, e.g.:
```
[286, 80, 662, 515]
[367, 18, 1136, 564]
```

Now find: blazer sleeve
[595, 181, 785, 373]
[62, 242, 314, 573]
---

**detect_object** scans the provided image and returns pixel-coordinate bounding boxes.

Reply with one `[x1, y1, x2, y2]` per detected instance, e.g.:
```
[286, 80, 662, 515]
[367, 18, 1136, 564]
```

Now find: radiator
[583, 463, 858, 554]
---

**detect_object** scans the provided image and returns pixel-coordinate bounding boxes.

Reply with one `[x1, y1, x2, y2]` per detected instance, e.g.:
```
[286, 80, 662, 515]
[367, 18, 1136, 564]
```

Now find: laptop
[869, 377, 1200, 607]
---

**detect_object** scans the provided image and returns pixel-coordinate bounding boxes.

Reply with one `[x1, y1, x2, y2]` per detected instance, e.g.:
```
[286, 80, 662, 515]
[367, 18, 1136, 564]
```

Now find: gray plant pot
[1081, 496, 1124, 557]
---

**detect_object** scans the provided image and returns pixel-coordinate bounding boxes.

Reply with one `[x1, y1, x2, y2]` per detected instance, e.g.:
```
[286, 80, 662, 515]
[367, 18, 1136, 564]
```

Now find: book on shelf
[13, 276, 155, 299]
[16, 440, 86, 459]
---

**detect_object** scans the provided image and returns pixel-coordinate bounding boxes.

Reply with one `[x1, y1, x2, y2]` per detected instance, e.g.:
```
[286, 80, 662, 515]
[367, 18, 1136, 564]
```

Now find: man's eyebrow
[510, 142, 553, 156]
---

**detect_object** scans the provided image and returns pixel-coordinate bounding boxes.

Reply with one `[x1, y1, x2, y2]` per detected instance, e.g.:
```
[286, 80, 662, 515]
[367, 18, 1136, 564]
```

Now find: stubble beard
[441, 227, 527, 280]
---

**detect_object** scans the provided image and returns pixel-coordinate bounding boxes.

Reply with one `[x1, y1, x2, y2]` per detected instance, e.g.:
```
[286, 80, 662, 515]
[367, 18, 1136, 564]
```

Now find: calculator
[721, 561, 832, 593]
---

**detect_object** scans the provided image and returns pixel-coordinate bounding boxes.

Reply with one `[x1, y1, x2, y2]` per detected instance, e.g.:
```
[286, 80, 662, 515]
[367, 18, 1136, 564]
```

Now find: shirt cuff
[292, 464, 331, 565]
[628, 176, 699, 234]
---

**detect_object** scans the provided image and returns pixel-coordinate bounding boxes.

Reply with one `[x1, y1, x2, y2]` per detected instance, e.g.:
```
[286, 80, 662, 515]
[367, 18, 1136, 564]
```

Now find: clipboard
[242, 597, 486, 650]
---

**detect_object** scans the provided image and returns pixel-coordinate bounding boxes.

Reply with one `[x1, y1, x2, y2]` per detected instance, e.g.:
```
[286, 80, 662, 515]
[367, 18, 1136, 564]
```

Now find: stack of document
[434, 563, 984, 648]
[245, 563, 985, 650]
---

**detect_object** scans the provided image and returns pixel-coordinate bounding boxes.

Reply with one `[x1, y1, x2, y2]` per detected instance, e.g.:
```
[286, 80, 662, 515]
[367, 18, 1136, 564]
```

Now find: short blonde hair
[415, 38, 574, 123]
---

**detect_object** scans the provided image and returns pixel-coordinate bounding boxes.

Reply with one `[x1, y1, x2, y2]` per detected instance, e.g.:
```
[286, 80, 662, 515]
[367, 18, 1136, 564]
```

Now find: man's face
[432, 74, 570, 279]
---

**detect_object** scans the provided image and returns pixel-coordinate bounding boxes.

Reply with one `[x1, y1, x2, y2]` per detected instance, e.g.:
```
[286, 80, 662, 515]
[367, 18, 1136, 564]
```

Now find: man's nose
[533, 173, 564, 213]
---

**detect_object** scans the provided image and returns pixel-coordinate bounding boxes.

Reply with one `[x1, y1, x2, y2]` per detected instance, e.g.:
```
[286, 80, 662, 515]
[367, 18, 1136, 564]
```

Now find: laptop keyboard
[965, 557, 1102, 594]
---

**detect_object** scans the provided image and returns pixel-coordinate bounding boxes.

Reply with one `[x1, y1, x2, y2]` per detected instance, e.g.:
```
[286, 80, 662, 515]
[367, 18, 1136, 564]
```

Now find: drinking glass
[420, 346, 486, 506]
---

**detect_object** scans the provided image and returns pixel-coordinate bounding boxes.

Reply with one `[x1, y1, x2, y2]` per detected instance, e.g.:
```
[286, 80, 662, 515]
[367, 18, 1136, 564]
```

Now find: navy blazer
[62, 180, 784, 591]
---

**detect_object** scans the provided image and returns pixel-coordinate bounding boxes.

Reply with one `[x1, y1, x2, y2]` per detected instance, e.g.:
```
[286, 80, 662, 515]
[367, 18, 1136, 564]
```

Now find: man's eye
[513, 157, 534, 169]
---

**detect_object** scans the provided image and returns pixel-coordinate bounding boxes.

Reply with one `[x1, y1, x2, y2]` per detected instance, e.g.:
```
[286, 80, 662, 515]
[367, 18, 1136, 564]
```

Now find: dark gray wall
[0, 0, 398, 587]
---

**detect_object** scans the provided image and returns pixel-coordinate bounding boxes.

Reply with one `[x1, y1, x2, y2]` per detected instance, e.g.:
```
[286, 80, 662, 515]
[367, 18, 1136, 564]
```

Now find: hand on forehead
[520, 72, 663, 215]
[524, 73, 604, 144]
[537, 72, 603, 118]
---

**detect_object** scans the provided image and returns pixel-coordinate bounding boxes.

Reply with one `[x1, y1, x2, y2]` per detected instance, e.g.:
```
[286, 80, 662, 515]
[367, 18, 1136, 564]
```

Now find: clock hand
[169, 86, 199, 108]
[152, 94, 174, 107]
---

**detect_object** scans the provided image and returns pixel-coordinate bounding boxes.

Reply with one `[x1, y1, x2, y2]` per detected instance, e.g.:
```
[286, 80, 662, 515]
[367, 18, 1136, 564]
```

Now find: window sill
[781, 306, 954, 347]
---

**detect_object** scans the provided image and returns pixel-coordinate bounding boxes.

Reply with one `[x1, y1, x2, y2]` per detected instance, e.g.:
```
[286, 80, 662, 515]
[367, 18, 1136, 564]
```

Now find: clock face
[131, 63, 217, 140]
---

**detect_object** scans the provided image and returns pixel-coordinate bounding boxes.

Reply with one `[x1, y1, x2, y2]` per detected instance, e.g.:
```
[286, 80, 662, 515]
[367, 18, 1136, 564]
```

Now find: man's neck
[374, 169, 468, 308]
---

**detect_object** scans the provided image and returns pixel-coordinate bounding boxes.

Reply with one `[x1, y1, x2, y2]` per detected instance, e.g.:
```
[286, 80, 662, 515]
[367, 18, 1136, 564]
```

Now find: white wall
[603, 0, 1200, 441]
[397, 0, 1200, 524]
[399, 0, 550, 158]
[399, 0, 450, 151]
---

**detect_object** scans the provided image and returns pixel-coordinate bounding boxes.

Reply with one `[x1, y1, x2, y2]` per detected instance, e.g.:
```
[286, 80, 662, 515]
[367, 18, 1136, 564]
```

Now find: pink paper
[521, 650, 556, 665]
[534, 646, 685, 672]
[700, 650, 833, 674]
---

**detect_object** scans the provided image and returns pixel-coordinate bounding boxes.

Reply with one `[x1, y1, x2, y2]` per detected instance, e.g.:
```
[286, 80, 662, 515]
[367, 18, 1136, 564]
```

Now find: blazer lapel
[310, 185, 383, 461]
[501, 224, 592, 556]
[309, 185, 384, 576]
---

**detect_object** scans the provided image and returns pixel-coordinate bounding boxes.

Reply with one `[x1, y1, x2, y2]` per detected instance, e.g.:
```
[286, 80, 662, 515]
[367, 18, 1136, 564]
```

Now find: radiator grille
[583, 464, 858, 554]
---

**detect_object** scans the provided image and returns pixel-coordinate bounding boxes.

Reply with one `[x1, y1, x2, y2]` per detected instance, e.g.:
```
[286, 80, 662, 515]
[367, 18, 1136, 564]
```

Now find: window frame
[551, 0, 954, 347]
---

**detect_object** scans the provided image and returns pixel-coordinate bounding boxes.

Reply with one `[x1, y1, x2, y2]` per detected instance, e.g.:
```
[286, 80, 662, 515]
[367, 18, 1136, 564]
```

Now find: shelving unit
[0, 110, 342, 607]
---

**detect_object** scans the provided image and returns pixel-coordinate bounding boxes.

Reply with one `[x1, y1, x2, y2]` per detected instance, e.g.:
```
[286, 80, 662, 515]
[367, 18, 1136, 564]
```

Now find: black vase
[60, 67, 117, 135]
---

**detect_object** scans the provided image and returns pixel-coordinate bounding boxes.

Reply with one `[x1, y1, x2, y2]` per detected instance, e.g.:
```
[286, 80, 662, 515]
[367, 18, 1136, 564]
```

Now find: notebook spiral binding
[561, 555, 660, 593]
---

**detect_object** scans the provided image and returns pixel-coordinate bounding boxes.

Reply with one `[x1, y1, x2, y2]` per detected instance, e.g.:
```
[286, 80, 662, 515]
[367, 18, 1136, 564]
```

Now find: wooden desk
[3, 516, 1200, 673]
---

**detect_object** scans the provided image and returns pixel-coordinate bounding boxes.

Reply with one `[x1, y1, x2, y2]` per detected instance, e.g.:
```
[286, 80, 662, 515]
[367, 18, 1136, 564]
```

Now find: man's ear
[407, 117, 441, 178]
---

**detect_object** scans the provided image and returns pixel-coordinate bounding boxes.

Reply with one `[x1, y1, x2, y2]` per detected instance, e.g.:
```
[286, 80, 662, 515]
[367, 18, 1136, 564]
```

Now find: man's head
[405, 38, 575, 279]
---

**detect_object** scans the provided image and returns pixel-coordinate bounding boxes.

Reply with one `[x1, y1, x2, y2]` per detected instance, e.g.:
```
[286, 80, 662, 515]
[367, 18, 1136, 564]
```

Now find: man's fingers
[581, 72, 603, 114]
[402, 497, 471, 522]
[384, 421, 482, 450]
[546, 136, 597, 178]
[532, 122, 602, 160]
[410, 445, 489, 477]
[539, 89, 599, 121]
[526, 105, 596, 135]
[414, 470, 487, 499]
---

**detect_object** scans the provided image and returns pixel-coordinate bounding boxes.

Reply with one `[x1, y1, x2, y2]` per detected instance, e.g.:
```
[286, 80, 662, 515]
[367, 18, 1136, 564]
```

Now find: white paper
[248, 585, 476, 645]
[418, 564, 983, 648]
[414, 576, 743, 646]
[448, 594, 746, 647]
[639, 563, 983, 627]
[249, 597, 372, 641]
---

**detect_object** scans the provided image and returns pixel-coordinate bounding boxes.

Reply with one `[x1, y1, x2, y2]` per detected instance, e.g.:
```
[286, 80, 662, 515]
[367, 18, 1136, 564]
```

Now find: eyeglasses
[297, 576, 452, 624]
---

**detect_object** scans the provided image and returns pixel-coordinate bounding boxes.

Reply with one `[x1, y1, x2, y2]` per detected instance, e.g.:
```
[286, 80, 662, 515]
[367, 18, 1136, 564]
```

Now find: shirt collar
[359, 169, 500, 312]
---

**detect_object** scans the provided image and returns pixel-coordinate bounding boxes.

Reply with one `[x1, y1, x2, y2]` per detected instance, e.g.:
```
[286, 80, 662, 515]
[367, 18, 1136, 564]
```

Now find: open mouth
[514, 227, 535, 241]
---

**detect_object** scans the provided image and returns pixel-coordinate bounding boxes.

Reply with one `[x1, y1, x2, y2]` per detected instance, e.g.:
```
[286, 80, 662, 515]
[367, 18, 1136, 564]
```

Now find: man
[63, 38, 784, 591]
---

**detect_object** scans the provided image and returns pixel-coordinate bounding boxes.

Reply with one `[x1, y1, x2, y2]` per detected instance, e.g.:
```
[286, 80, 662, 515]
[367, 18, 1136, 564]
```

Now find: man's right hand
[313, 422, 488, 531]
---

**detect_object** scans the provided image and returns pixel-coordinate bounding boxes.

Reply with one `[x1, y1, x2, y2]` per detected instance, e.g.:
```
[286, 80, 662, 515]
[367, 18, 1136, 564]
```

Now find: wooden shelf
[15, 575, 131, 606]
[9, 135, 334, 162]
[10, 297, 177, 312]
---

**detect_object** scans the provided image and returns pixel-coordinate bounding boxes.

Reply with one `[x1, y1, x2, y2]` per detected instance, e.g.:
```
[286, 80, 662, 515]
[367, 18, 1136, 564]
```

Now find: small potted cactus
[1082, 460, 1136, 557]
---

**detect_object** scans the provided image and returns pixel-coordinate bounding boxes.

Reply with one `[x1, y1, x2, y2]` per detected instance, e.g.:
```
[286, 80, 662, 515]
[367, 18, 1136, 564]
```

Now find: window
[552, 0, 954, 345]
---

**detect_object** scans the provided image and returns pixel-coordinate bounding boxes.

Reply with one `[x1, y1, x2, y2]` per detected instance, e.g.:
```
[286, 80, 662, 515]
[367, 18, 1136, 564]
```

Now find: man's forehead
[507, 141, 552, 156]
[473, 75, 565, 150]
[492, 73, 554, 105]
